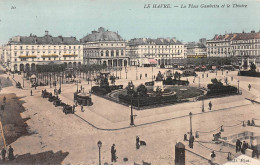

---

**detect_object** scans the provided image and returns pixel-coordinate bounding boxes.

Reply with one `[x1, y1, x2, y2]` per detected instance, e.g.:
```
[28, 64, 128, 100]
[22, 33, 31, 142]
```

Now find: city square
[0, 0, 260, 166]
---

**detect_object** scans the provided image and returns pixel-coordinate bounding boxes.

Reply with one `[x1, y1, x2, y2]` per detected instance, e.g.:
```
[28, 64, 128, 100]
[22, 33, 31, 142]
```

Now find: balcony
[42, 54, 58, 57]
[19, 55, 37, 58]
[63, 54, 78, 57]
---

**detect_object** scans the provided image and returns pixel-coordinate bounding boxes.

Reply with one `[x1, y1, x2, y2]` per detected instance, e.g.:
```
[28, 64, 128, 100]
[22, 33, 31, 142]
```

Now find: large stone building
[230, 31, 260, 68]
[127, 38, 186, 67]
[2, 31, 83, 72]
[206, 34, 235, 57]
[206, 30, 260, 67]
[80, 27, 129, 67]
[186, 38, 207, 58]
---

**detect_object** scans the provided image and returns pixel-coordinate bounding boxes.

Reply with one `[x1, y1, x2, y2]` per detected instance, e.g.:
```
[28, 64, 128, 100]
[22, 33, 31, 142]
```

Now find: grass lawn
[113, 85, 203, 100]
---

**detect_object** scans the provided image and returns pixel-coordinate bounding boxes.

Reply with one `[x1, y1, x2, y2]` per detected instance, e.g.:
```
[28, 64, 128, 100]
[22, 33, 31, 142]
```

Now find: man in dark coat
[189, 135, 194, 148]
[1, 147, 6, 162]
[111, 144, 117, 162]
[8, 145, 14, 161]
[136, 136, 140, 149]
[209, 101, 212, 110]
[236, 139, 240, 153]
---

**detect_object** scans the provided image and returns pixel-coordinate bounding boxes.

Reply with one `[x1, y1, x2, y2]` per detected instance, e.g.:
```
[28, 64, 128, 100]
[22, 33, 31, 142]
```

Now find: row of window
[139, 49, 183, 53]
[15, 57, 79, 62]
[138, 45, 184, 49]
[14, 51, 80, 56]
[14, 45, 81, 50]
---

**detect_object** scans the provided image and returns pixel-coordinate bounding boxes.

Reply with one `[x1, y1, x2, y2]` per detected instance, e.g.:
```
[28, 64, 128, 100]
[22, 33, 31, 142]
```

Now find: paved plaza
[0, 66, 260, 165]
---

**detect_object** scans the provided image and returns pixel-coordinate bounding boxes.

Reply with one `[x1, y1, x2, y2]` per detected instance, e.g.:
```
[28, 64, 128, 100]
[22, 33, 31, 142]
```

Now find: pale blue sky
[0, 0, 260, 44]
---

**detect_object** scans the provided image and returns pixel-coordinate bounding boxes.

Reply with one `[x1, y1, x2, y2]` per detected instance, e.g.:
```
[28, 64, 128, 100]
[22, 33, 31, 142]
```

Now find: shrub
[118, 94, 177, 107]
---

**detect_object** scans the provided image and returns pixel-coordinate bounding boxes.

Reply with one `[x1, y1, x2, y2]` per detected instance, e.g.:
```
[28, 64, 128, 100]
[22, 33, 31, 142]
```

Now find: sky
[0, 0, 260, 44]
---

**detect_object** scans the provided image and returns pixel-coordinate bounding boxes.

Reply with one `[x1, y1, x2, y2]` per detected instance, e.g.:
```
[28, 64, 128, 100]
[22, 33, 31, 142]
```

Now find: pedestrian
[207, 74, 208, 77]
[209, 101, 212, 110]
[3, 96, 6, 104]
[81, 105, 84, 112]
[248, 84, 251, 91]
[189, 135, 194, 149]
[236, 139, 241, 153]
[210, 151, 216, 165]
[184, 134, 188, 141]
[251, 119, 255, 126]
[241, 141, 246, 154]
[73, 105, 75, 113]
[1, 147, 6, 162]
[8, 145, 14, 161]
[136, 136, 140, 149]
[252, 138, 259, 158]
[30, 90, 33, 96]
[231, 76, 233, 81]
[111, 144, 117, 162]
[145, 73, 147, 78]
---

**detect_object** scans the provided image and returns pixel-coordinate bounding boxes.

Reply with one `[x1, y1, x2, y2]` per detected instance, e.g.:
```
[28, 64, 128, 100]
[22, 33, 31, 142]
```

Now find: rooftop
[80, 27, 124, 42]
[8, 31, 80, 45]
[128, 38, 182, 46]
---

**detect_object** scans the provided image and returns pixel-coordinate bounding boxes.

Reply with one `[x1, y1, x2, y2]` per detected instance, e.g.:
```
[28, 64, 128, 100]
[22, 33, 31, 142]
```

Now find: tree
[110, 75, 116, 85]
[100, 76, 109, 87]
[250, 63, 256, 72]
[137, 84, 147, 97]
[126, 81, 135, 95]
[243, 60, 248, 70]
[155, 86, 163, 96]
[174, 71, 180, 80]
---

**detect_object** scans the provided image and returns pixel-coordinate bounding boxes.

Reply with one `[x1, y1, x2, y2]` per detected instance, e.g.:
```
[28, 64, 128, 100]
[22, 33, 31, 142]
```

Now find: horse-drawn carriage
[63, 105, 74, 114]
[16, 82, 22, 89]
[48, 95, 59, 102]
[53, 99, 66, 107]
[41, 90, 52, 98]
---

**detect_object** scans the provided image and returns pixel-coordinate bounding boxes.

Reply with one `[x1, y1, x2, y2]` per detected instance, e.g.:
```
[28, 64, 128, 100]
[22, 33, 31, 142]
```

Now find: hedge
[92, 85, 123, 95]
[118, 94, 178, 107]
[145, 80, 189, 86]
[206, 85, 237, 96]
[238, 71, 260, 77]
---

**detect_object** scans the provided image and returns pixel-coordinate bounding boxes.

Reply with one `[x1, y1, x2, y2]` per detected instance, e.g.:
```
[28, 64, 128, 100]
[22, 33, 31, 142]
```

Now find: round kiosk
[76, 92, 93, 106]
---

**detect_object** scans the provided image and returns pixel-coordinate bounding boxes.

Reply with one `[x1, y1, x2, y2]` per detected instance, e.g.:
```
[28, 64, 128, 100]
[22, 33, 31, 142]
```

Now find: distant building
[230, 31, 260, 68]
[2, 31, 83, 72]
[80, 27, 128, 67]
[127, 38, 186, 67]
[207, 30, 260, 68]
[206, 34, 234, 57]
[186, 38, 207, 58]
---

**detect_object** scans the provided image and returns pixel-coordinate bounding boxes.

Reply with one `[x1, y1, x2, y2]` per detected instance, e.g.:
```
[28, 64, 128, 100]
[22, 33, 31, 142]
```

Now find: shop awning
[148, 59, 158, 64]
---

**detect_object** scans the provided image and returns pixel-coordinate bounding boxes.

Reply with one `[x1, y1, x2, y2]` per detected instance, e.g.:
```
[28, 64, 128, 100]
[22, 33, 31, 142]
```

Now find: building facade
[2, 31, 83, 72]
[230, 31, 260, 68]
[127, 38, 186, 67]
[206, 34, 235, 57]
[186, 39, 207, 58]
[80, 27, 128, 67]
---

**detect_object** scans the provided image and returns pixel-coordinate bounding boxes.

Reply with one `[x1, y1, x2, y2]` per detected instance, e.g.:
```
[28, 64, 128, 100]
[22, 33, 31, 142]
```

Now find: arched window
[116, 50, 119, 56]
[111, 50, 114, 56]
[121, 50, 124, 56]
[106, 50, 109, 56]
[101, 51, 103, 56]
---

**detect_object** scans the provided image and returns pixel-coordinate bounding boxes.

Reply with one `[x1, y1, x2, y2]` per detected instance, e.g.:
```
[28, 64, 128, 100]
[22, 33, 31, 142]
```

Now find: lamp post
[130, 84, 134, 126]
[152, 65, 154, 81]
[198, 76, 200, 88]
[97, 140, 102, 165]
[136, 65, 138, 80]
[125, 69, 128, 79]
[60, 73, 62, 92]
[202, 99, 205, 112]
[189, 112, 193, 137]
[237, 80, 240, 94]
[76, 80, 79, 93]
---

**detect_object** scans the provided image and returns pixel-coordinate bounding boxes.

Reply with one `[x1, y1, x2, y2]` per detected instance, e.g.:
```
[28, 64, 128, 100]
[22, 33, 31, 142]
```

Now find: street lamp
[97, 140, 102, 165]
[202, 98, 204, 112]
[130, 84, 135, 126]
[189, 112, 193, 137]
[237, 80, 240, 94]
[136, 65, 138, 80]
[60, 73, 62, 93]
[198, 76, 200, 88]
[125, 68, 128, 79]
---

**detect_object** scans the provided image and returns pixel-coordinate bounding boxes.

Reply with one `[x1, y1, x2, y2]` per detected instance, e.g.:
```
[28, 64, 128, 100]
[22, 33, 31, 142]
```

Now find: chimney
[45, 30, 49, 36]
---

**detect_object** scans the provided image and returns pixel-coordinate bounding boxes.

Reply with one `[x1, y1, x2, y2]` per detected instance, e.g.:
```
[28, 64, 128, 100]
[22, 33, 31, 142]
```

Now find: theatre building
[80, 27, 129, 67]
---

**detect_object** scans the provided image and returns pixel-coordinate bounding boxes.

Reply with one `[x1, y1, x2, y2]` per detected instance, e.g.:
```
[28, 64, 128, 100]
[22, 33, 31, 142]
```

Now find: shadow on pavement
[0, 150, 69, 165]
